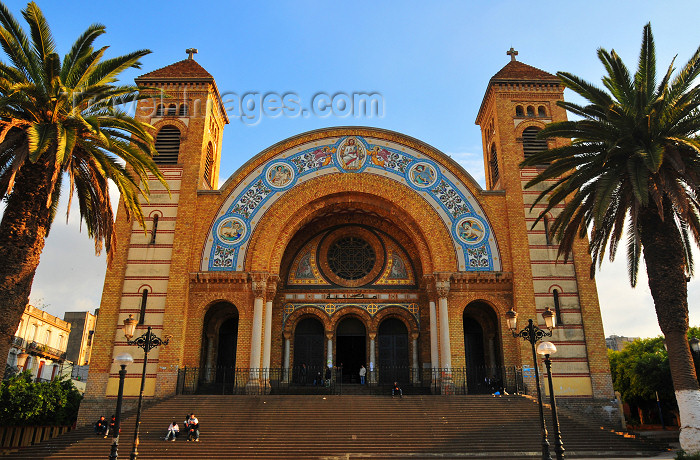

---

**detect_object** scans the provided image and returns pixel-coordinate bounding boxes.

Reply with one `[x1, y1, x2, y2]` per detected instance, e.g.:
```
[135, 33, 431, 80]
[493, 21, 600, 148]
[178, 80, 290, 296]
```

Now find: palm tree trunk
[0, 160, 54, 381]
[640, 201, 700, 454]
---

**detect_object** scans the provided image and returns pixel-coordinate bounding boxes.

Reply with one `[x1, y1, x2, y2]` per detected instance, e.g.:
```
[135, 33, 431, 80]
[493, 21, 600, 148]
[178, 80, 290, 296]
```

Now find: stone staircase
[2, 395, 666, 459]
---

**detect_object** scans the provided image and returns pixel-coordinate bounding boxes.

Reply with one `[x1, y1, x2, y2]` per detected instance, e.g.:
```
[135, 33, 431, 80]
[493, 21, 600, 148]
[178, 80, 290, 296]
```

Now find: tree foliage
[0, 371, 82, 426]
[609, 327, 700, 405]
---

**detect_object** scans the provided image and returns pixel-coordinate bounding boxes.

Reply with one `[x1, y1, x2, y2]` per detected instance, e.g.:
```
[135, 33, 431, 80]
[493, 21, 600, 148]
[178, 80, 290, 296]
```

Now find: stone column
[411, 332, 420, 383]
[326, 332, 334, 368]
[436, 274, 452, 370]
[282, 331, 291, 382]
[429, 301, 439, 370]
[249, 273, 268, 382]
[368, 332, 377, 383]
[262, 276, 278, 380]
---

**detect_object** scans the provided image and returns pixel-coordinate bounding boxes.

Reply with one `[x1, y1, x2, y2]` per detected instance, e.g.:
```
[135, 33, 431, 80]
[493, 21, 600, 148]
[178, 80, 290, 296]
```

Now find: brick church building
[80, 52, 618, 425]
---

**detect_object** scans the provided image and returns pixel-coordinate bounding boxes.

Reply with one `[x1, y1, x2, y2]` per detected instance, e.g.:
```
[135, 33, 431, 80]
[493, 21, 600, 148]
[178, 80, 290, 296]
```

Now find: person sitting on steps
[165, 420, 179, 441]
[94, 416, 108, 437]
[392, 381, 402, 398]
[186, 414, 200, 441]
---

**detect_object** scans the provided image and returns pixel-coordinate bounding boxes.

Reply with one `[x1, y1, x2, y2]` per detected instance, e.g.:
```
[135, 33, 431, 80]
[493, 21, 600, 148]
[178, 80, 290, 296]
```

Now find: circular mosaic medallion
[455, 216, 486, 245]
[265, 161, 295, 189]
[335, 136, 367, 171]
[407, 162, 438, 188]
[217, 216, 247, 245]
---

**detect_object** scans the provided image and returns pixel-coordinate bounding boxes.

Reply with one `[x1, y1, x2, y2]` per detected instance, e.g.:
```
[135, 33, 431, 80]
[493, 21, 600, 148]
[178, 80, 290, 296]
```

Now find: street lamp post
[109, 353, 134, 460]
[537, 341, 565, 460]
[690, 337, 700, 383]
[506, 307, 556, 460]
[122, 315, 170, 460]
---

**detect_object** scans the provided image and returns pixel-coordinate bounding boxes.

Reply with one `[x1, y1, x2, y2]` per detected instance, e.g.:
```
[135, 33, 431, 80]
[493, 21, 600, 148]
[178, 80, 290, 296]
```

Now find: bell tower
[83, 51, 230, 417]
[134, 49, 229, 190]
[474, 50, 614, 402]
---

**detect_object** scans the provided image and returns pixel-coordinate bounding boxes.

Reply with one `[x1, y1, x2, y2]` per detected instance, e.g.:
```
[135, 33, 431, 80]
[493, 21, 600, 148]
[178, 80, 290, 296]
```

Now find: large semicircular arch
[201, 127, 501, 272]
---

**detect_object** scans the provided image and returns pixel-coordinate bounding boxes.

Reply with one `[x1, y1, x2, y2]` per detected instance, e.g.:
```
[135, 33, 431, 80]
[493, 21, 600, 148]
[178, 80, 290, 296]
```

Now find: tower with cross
[474, 54, 613, 405]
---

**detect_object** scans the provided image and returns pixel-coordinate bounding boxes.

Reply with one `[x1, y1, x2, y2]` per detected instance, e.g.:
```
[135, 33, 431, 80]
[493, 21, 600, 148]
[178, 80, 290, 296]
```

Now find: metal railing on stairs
[176, 365, 523, 396]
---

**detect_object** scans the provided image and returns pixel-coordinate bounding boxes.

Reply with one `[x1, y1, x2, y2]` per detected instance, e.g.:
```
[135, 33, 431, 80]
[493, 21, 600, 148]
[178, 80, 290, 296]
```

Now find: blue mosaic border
[208, 136, 494, 271]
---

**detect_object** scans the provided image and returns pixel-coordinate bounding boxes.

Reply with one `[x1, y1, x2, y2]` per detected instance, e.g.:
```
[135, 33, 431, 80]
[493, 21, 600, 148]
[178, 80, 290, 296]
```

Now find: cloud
[445, 151, 486, 188]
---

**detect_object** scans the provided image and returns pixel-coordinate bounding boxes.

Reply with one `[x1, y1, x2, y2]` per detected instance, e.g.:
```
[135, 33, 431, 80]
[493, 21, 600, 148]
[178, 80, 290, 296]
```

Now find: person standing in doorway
[359, 364, 367, 385]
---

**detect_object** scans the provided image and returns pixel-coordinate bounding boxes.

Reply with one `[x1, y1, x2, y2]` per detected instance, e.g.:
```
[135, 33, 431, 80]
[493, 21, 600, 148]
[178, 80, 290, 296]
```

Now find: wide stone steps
[2, 395, 665, 459]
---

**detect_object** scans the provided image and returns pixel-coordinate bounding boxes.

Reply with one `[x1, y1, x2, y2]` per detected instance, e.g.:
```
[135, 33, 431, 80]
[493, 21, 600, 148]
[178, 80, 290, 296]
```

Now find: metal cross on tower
[186, 48, 198, 60]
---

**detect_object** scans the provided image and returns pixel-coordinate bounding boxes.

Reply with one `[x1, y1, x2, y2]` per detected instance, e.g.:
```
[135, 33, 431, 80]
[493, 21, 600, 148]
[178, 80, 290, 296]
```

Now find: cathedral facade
[80, 53, 617, 425]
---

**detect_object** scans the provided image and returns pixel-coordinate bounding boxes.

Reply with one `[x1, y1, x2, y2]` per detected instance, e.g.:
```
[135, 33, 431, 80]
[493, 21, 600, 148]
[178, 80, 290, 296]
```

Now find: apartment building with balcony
[6, 305, 71, 381]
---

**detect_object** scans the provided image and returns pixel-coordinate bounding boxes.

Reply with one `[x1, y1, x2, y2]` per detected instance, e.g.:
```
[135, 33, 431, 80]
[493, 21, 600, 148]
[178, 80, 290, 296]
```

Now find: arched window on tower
[204, 142, 214, 185]
[489, 143, 499, 186]
[522, 126, 548, 160]
[166, 104, 177, 116]
[552, 289, 563, 325]
[526, 105, 535, 117]
[150, 214, 159, 244]
[515, 105, 524, 117]
[154, 126, 180, 164]
[138, 289, 149, 325]
[179, 103, 189, 116]
[538, 106, 547, 117]
[155, 104, 163, 116]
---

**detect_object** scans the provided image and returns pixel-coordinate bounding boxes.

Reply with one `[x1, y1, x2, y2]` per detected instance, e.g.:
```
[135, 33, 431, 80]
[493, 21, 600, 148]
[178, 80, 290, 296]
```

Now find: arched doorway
[336, 317, 366, 383]
[377, 318, 409, 384]
[463, 317, 485, 370]
[463, 301, 502, 394]
[201, 302, 239, 385]
[217, 317, 238, 368]
[293, 317, 325, 384]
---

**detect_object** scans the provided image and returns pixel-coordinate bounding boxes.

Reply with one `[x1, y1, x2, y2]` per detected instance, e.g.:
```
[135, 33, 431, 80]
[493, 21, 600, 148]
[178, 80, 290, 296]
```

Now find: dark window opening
[490, 143, 499, 185]
[204, 142, 214, 185]
[553, 289, 563, 325]
[538, 106, 547, 117]
[150, 215, 159, 244]
[526, 106, 535, 117]
[166, 104, 177, 116]
[179, 104, 189, 116]
[154, 126, 180, 164]
[138, 289, 148, 325]
[515, 105, 524, 117]
[522, 126, 548, 159]
[156, 104, 163, 116]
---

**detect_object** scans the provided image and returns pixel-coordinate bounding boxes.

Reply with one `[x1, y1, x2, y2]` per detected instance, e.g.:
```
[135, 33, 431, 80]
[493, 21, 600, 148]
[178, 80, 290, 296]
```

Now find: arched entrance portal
[463, 301, 503, 394]
[201, 301, 239, 385]
[336, 317, 366, 383]
[293, 318, 325, 384]
[377, 318, 409, 384]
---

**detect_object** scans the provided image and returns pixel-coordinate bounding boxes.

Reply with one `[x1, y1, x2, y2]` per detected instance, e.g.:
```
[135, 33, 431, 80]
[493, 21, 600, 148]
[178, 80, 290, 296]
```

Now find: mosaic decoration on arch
[207, 135, 496, 271]
[282, 303, 420, 329]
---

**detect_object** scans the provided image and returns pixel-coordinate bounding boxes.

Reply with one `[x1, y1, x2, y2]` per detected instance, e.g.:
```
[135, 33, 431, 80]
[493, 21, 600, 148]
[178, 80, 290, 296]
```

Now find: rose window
[327, 237, 376, 281]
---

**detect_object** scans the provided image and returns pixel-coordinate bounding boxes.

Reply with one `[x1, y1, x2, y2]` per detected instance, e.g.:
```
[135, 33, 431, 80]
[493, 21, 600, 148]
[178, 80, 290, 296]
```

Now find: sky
[7, 0, 700, 339]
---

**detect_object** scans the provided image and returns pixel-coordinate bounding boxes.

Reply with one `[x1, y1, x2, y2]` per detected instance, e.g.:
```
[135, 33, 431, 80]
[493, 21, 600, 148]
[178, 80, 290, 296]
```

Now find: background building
[606, 335, 639, 351]
[63, 310, 97, 366]
[6, 305, 70, 381]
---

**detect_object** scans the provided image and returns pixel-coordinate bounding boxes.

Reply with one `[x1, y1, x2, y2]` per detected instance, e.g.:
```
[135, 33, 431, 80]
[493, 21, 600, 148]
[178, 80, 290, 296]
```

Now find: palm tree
[521, 24, 700, 453]
[0, 2, 166, 379]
